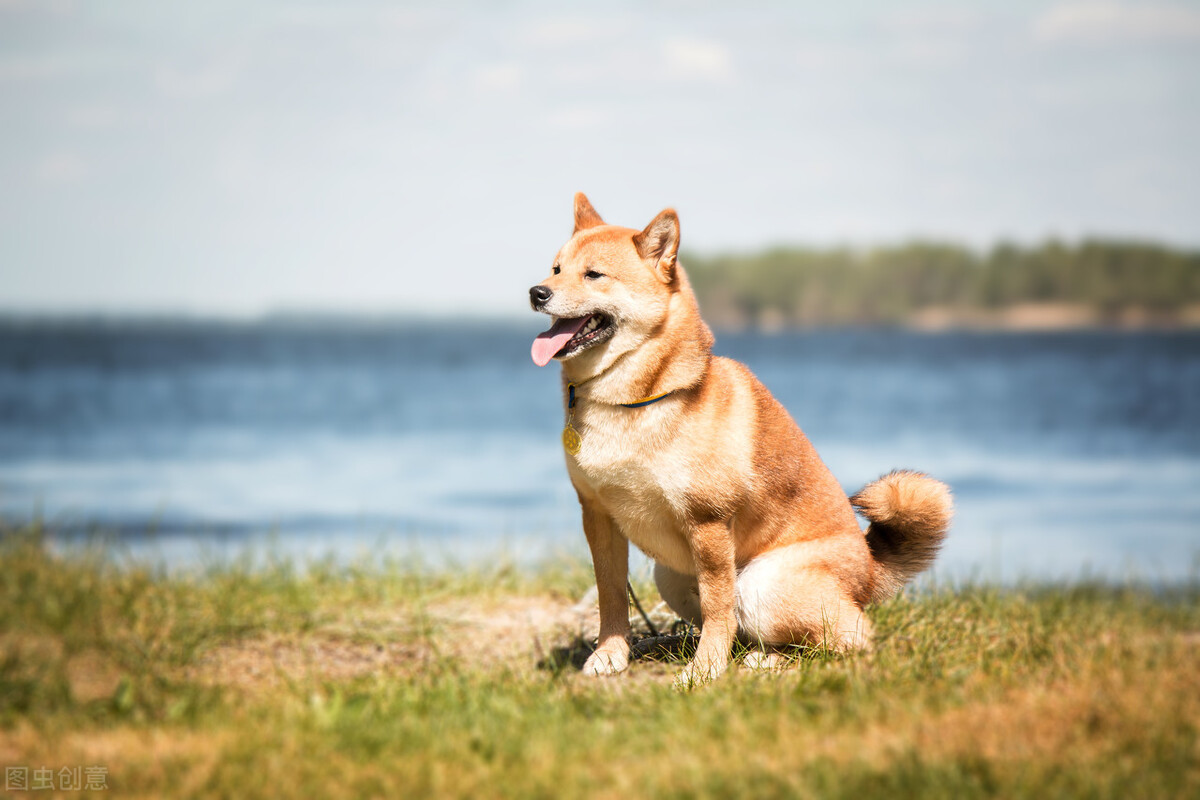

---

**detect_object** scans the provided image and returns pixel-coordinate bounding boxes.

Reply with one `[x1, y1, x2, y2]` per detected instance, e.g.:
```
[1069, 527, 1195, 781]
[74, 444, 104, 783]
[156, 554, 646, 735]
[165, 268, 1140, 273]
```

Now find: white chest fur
[565, 398, 699, 573]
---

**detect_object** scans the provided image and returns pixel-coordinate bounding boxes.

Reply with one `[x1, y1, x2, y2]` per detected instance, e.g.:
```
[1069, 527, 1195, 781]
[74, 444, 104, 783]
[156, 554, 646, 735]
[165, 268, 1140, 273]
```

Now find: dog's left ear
[633, 209, 680, 284]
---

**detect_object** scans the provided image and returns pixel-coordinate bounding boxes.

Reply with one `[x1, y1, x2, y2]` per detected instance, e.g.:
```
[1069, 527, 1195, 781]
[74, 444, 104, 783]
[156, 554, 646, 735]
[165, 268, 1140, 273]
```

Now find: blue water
[0, 320, 1197, 581]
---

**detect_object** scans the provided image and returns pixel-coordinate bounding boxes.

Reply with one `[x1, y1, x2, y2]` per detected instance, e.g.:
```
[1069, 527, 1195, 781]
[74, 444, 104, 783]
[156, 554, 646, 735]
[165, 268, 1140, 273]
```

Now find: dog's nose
[529, 285, 553, 308]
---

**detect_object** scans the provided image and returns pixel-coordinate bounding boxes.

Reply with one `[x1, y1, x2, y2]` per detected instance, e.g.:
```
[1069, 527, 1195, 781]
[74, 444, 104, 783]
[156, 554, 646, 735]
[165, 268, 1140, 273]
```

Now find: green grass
[1, 526, 1198, 799]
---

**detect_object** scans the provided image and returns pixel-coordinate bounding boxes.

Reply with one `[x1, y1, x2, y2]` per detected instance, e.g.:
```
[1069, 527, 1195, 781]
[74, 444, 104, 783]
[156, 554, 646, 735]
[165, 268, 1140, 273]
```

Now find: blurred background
[1, 1, 1197, 580]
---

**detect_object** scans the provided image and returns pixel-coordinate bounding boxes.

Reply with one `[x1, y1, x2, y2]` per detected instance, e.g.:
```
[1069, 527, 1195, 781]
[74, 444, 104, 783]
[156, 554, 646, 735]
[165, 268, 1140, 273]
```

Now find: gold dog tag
[562, 423, 582, 455]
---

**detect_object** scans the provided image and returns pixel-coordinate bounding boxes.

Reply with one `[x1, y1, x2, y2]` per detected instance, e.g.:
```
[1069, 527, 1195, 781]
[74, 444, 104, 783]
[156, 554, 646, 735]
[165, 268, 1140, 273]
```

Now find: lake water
[1, 320, 1197, 582]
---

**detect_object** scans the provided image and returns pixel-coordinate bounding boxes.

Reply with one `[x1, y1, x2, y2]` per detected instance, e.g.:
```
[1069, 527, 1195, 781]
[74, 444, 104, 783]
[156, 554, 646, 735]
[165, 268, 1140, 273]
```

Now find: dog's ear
[633, 208, 680, 284]
[573, 192, 605, 234]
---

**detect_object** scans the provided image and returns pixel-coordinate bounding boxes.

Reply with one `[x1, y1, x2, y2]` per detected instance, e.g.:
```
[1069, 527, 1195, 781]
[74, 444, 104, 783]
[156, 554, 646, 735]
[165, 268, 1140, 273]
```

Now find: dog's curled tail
[850, 470, 953, 604]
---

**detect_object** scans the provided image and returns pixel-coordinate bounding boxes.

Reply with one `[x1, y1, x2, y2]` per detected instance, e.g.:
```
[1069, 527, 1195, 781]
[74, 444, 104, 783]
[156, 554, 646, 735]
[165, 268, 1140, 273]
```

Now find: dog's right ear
[573, 192, 605, 234]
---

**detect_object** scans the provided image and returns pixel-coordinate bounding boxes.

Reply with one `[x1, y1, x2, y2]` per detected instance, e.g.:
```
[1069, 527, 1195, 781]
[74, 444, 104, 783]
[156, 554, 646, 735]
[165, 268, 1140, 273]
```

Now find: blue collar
[568, 382, 674, 409]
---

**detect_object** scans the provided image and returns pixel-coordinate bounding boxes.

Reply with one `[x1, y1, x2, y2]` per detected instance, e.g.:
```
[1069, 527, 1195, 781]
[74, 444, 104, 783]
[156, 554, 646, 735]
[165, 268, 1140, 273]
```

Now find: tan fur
[850, 470, 954, 604]
[531, 193, 953, 685]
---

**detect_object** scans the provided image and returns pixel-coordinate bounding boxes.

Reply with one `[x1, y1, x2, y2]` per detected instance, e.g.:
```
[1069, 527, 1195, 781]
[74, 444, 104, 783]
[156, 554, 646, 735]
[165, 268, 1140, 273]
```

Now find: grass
[1, 526, 1198, 799]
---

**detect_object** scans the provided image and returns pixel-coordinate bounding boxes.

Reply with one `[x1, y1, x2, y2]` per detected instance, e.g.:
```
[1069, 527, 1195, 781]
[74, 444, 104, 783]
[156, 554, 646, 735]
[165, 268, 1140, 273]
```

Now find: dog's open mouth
[531, 313, 615, 366]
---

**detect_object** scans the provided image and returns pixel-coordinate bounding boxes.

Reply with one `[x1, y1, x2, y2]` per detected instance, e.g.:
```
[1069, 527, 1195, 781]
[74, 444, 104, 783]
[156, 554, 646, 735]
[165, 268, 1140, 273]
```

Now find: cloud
[473, 62, 523, 94]
[661, 36, 733, 84]
[879, 7, 986, 35]
[524, 18, 611, 47]
[1034, 1, 1200, 43]
[0, 0, 74, 16]
[154, 50, 246, 98]
[64, 103, 123, 129]
[0, 54, 69, 82]
[545, 104, 610, 131]
[33, 152, 88, 184]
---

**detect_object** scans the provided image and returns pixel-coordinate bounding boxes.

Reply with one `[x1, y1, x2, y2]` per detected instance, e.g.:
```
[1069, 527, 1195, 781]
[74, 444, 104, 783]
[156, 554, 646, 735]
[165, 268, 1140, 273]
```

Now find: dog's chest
[566, 402, 696, 572]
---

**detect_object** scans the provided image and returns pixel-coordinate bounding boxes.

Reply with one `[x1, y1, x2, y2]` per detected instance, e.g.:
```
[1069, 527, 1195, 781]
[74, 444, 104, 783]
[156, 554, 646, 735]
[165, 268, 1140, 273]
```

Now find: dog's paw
[673, 656, 728, 689]
[582, 646, 629, 677]
[740, 650, 786, 672]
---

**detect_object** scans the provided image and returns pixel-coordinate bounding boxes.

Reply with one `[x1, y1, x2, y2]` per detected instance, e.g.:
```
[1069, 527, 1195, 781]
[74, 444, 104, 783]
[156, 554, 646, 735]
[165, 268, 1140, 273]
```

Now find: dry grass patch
[2, 530, 1198, 799]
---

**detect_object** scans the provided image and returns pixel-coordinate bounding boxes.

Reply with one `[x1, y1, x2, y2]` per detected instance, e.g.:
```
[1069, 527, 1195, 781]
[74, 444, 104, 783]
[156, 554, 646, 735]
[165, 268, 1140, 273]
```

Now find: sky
[1, 0, 1198, 317]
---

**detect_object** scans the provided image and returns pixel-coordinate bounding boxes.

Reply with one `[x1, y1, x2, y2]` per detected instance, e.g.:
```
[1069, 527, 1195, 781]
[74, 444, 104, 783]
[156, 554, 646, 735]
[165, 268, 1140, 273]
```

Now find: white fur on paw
[582, 648, 629, 676]
[673, 656, 727, 689]
[741, 651, 786, 672]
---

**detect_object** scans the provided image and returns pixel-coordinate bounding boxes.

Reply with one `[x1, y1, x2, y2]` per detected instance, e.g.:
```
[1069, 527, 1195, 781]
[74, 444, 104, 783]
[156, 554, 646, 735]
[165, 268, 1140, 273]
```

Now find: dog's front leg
[676, 520, 737, 688]
[579, 502, 631, 676]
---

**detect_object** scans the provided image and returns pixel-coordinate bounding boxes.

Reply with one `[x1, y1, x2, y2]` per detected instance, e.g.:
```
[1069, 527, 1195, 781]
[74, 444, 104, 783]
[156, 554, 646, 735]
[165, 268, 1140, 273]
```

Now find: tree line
[683, 240, 1200, 328]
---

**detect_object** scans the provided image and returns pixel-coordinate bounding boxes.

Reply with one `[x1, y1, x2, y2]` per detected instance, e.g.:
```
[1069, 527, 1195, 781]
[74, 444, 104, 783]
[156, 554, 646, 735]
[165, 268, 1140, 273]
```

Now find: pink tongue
[531, 316, 590, 366]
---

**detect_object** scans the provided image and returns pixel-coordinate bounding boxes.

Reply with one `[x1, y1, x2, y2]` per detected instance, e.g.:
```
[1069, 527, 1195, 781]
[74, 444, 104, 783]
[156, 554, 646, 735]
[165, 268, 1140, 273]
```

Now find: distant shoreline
[686, 238, 1200, 332]
[710, 302, 1200, 334]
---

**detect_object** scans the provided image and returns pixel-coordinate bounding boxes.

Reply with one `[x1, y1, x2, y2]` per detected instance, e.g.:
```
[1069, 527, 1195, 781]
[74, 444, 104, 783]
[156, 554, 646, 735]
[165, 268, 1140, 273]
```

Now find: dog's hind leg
[656, 545, 871, 659]
[734, 545, 873, 654]
[653, 562, 702, 627]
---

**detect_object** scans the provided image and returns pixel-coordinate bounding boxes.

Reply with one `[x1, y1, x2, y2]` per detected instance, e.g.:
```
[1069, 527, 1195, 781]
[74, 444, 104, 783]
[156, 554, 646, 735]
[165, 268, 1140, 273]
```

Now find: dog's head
[529, 193, 683, 373]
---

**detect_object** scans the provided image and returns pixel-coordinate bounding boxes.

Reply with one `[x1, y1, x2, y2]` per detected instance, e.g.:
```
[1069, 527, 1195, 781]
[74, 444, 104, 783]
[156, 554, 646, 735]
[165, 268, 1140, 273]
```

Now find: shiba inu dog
[529, 193, 952, 685]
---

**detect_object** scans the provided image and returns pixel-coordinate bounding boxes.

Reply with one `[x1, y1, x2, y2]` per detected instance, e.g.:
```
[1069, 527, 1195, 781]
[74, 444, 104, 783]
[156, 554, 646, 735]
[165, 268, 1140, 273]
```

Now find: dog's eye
[584, 270, 604, 280]
[553, 265, 561, 275]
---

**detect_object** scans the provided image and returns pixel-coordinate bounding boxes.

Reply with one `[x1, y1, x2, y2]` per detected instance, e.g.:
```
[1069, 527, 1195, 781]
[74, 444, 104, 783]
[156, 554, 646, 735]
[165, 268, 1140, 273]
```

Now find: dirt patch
[426, 595, 593, 668]
[66, 649, 123, 703]
[188, 590, 692, 689]
[192, 632, 433, 689]
[0, 721, 232, 797]
[189, 594, 607, 689]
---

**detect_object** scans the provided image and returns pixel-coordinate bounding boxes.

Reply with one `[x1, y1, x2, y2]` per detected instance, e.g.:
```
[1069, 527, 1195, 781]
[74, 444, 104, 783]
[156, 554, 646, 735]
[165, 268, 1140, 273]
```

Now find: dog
[529, 193, 952, 685]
